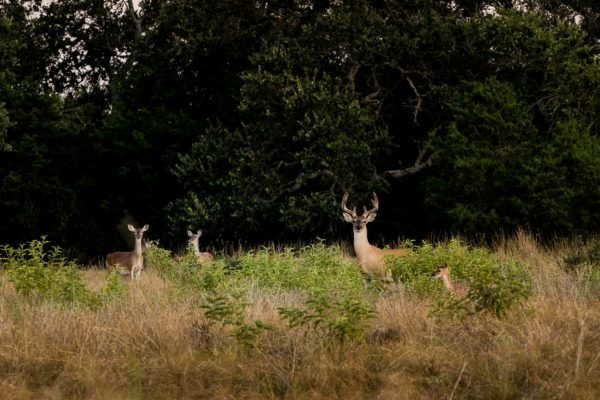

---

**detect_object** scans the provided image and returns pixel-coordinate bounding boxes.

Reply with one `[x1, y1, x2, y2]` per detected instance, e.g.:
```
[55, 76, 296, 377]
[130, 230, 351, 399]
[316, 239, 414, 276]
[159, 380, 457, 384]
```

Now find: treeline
[1, 0, 600, 259]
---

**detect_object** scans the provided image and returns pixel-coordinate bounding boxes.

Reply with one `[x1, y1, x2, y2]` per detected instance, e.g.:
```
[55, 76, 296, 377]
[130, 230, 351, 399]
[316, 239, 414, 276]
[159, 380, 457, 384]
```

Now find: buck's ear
[343, 212, 354, 223]
[364, 212, 377, 223]
[127, 224, 135, 232]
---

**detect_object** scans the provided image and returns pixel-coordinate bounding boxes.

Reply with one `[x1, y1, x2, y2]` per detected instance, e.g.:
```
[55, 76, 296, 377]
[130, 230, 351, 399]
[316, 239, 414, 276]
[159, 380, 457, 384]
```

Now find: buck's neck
[353, 227, 374, 256]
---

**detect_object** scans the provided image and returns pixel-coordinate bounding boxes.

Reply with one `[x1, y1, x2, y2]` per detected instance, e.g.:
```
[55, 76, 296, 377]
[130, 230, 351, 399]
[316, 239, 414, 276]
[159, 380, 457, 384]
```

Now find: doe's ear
[127, 224, 135, 232]
[343, 212, 355, 223]
[187, 230, 193, 237]
[141, 224, 149, 232]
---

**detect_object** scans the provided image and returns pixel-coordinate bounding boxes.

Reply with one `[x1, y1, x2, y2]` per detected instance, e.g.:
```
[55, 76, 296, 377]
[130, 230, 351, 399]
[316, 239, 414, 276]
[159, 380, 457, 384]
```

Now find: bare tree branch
[382, 146, 432, 179]
[383, 63, 425, 125]
[405, 75, 422, 125]
[287, 169, 347, 193]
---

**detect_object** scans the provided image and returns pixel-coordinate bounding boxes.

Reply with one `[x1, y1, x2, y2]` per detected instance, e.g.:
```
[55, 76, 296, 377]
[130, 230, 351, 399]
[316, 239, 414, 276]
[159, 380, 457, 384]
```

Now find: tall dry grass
[0, 232, 599, 399]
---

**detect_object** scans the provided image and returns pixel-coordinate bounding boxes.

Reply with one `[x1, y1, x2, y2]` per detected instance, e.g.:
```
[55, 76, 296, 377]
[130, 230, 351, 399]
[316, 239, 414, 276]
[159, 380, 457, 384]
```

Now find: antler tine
[364, 192, 379, 215]
[341, 192, 357, 217]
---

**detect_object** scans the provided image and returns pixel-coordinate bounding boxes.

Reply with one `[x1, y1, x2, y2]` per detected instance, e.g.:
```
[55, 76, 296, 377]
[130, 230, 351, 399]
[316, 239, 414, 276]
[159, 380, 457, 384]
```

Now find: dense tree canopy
[1, 0, 600, 258]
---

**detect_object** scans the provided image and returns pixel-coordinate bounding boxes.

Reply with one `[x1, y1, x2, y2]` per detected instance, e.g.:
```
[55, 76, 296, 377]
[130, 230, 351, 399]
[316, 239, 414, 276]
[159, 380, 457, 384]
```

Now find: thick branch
[124, 0, 142, 38]
[347, 64, 360, 98]
[384, 63, 424, 125]
[287, 169, 347, 193]
[382, 147, 432, 179]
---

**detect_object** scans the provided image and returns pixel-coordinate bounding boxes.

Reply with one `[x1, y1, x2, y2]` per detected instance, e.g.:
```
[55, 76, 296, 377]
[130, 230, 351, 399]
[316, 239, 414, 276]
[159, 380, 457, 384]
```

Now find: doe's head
[128, 224, 149, 240]
[431, 262, 450, 279]
[187, 229, 202, 244]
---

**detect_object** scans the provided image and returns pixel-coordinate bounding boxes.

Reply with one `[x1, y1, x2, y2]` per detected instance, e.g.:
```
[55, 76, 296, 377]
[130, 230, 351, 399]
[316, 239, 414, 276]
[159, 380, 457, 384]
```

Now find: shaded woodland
[2, 0, 600, 259]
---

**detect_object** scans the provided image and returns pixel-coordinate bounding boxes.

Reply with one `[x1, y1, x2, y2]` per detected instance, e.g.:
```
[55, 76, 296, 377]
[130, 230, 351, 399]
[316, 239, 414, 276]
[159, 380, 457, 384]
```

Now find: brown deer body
[341, 192, 406, 280]
[187, 229, 214, 263]
[106, 224, 149, 279]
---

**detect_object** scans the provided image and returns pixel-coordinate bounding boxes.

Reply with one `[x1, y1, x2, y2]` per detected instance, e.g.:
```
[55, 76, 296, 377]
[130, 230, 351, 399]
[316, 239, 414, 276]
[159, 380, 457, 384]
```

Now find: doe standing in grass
[106, 224, 149, 280]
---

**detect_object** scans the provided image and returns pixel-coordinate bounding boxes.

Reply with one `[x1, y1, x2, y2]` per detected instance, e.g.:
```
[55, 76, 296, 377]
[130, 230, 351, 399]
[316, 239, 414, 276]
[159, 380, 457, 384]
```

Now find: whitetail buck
[341, 192, 407, 281]
[187, 229, 214, 263]
[431, 262, 467, 297]
[105, 224, 149, 279]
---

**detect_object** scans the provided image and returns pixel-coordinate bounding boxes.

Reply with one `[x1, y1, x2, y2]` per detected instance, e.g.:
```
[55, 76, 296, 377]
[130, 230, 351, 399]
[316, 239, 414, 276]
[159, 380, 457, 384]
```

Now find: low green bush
[99, 268, 128, 300]
[233, 242, 365, 295]
[1, 238, 126, 308]
[391, 239, 532, 317]
[202, 293, 274, 349]
[1, 238, 95, 307]
[278, 290, 376, 343]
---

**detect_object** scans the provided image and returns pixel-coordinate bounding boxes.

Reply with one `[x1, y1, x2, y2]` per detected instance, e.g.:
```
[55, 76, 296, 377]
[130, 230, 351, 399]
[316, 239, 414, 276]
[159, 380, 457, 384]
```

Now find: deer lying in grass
[187, 229, 214, 263]
[341, 192, 407, 281]
[431, 262, 468, 297]
[106, 224, 149, 280]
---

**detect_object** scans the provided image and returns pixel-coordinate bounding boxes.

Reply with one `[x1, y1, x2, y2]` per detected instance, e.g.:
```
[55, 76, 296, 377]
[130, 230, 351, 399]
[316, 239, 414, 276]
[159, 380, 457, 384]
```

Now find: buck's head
[341, 192, 379, 233]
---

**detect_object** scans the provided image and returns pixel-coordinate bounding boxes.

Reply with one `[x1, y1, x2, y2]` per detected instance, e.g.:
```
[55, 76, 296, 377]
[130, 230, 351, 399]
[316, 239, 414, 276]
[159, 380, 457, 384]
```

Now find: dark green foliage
[2, 1, 600, 254]
[423, 11, 600, 235]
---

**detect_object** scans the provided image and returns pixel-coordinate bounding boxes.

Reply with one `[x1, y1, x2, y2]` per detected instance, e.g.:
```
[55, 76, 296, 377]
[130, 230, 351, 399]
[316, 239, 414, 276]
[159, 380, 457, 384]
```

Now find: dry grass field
[0, 232, 599, 399]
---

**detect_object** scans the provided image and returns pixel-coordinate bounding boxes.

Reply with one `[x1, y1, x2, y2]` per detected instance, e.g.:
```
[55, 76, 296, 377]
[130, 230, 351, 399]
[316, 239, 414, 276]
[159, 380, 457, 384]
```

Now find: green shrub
[202, 293, 274, 349]
[391, 239, 532, 317]
[1, 238, 96, 307]
[143, 240, 175, 278]
[145, 242, 231, 294]
[233, 242, 365, 295]
[278, 290, 376, 343]
[99, 268, 128, 300]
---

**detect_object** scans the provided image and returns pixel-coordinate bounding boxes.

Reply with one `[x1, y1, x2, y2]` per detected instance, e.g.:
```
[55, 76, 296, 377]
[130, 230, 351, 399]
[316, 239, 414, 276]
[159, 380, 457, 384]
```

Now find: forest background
[2, 0, 600, 260]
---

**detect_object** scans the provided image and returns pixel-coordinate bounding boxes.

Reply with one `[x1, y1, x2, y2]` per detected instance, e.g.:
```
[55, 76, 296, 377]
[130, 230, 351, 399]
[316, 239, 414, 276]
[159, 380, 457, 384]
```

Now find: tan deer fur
[431, 262, 468, 297]
[187, 229, 214, 263]
[341, 192, 407, 280]
[106, 224, 149, 279]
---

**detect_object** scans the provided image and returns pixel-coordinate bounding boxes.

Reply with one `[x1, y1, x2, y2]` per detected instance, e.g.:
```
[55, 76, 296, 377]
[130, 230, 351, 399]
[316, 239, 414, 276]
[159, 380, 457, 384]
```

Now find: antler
[341, 192, 357, 218]
[363, 192, 379, 216]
